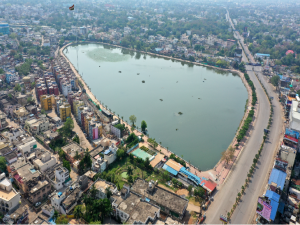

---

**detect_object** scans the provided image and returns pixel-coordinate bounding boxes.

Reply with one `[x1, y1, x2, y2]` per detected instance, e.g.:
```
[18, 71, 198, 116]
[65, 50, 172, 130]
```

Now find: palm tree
[105, 187, 113, 199]
[74, 205, 82, 219]
[74, 151, 80, 160]
[127, 166, 133, 176]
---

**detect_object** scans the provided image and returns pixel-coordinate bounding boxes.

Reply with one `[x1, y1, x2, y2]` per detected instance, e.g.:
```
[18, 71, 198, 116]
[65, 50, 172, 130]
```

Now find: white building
[50, 191, 66, 213]
[33, 152, 57, 172]
[289, 100, 300, 133]
[104, 143, 117, 165]
[2, 128, 25, 142]
[0, 173, 21, 213]
[92, 157, 107, 173]
[17, 137, 37, 155]
[61, 82, 72, 97]
[46, 166, 71, 191]
[93, 179, 117, 199]
[43, 39, 50, 47]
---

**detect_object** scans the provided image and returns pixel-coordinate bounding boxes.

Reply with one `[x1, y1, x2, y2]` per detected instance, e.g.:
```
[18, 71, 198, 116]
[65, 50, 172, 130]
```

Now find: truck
[197, 213, 206, 224]
[202, 200, 210, 210]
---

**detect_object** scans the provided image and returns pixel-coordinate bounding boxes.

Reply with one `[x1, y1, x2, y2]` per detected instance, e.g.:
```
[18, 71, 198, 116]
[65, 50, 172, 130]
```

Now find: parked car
[35, 202, 41, 207]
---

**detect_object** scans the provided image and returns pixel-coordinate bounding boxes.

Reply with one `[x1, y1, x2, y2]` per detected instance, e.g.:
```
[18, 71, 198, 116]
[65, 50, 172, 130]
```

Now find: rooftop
[16, 163, 40, 182]
[62, 187, 81, 211]
[94, 180, 116, 193]
[113, 192, 159, 224]
[62, 142, 85, 158]
[131, 179, 188, 215]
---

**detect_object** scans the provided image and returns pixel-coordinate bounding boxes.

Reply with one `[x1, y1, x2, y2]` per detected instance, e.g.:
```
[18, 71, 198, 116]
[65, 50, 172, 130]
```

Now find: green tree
[74, 151, 81, 160]
[0, 68, 4, 74]
[0, 157, 7, 173]
[63, 160, 71, 172]
[89, 221, 102, 224]
[129, 115, 137, 127]
[105, 187, 112, 199]
[187, 185, 193, 195]
[56, 214, 69, 224]
[59, 117, 74, 139]
[53, 210, 59, 221]
[270, 75, 280, 87]
[116, 148, 125, 160]
[74, 205, 83, 219]
[14, 84, 21, 92]
[72, 135, 80, 144]
[194, 186, 205, 198]
[9, 33, 17, 39]
[141, 120, 147, 131]
[127, 166, 133, 176]
[90, 185, 97, 199]
[41, 109, 46, 115]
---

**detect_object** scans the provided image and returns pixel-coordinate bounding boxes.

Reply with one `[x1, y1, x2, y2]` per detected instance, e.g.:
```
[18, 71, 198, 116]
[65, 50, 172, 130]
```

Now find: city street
[205, 11, 284, 224]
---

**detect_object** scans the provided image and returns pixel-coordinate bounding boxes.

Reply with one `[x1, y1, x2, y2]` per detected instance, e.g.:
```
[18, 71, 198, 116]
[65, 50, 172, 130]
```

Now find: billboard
[274, 158, 288, 172]
[284, 128, 299, 143]
[256, 197, 272, 221]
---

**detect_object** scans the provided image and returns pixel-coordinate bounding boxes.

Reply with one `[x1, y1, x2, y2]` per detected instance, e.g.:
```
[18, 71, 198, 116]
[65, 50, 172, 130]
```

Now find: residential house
[24, 115, 50, 135]
[61, 142, 85, 165]
[0, 173, 21, 213]
[44, 165, 71, 191]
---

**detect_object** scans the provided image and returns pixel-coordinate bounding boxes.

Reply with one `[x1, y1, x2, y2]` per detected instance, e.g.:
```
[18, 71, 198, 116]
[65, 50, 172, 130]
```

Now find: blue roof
[104, 149, 111, 155]
[162, 164, 178, 176]
[180, 167, 202, 185]
[278, 201, 285, 214]
[268, 168, 286, 190]
[256, 53, 270, 57]
[145, 198, 150, 202]
[265, 190, 280, 221]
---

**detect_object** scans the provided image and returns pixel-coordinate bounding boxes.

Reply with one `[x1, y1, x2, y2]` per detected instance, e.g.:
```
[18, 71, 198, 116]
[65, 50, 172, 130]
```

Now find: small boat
[119, 71, 122, 73]
[137, 73, 140, 75]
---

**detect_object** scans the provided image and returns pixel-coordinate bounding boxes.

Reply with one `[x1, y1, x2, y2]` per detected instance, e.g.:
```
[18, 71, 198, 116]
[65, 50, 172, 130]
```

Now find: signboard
[284, 134, 298, 143]
[274, 158, 288, 172]
[256, 197, 272, 221]
[285, 128, 299, 139]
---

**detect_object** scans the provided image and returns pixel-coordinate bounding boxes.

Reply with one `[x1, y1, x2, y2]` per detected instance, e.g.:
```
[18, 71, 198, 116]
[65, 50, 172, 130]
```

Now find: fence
[126, 143, 139, 154]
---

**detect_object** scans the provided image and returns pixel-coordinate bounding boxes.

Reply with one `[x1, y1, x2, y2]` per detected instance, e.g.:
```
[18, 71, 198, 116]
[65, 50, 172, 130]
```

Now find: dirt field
[176, 189, 189, 196]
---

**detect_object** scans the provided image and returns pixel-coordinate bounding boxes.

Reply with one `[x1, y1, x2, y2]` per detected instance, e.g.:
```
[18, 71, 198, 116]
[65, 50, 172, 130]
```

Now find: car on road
[35, 202, 41, 207]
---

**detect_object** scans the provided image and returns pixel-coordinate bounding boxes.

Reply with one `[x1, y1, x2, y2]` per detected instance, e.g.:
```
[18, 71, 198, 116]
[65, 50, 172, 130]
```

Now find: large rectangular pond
[64, 44, 248, 170]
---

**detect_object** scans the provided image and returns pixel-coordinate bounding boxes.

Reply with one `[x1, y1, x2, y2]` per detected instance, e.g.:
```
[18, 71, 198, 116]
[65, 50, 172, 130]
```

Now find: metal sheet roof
[265, 190, 280, 221]
[268, 168, 287, 190]
[162, 164, 178, 176]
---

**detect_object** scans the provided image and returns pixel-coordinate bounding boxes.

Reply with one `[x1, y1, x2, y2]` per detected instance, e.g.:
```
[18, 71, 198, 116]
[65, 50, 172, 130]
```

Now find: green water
[64, 44, 248, 171]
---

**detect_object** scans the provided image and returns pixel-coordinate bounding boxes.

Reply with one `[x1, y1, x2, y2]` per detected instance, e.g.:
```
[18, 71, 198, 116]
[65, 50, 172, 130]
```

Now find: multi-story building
[24, 115, 49, 135]
[33, 152, 57, 172]
[59, 103, 71, 122]
[0, 111, 7, 129]
[0, 173, 21, 213]
[13, 107, 29, 124]
[5, 72, 19, 84]
[12, 163, 52, 204]
[73, 99, 84, 118]
[130, 179, 189, 221]
[45, 165, 71, 191]
[0, 23, 10, 35]
[16, 136, 37, 155]
[112, 184, 160, 224]
[40, 95, 53, 111]
[61, 82, 72, 97]
[61, 142, 85, 165]
[93, 179, 117, 199]
[88, 119, 102, 140]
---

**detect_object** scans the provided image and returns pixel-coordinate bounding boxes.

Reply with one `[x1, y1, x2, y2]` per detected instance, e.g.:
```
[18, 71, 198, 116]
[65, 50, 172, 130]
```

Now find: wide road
[205, 11, 283, 224]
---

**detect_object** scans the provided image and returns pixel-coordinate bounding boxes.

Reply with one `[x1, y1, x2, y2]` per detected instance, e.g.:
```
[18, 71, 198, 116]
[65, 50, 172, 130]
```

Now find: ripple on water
[86, 47, 130, 62]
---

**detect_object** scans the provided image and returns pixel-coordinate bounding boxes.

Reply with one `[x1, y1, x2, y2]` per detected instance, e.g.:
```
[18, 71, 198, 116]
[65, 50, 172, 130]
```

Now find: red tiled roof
[203, 179, 217, 192]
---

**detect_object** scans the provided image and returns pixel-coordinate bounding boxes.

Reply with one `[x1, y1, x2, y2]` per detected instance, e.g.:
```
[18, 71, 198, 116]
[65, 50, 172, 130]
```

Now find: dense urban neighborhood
[0, 0, 300, 224]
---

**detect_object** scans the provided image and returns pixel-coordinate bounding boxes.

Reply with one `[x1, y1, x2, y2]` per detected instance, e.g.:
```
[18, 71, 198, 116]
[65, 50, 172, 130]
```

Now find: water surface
[64, 44, 248, 170]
